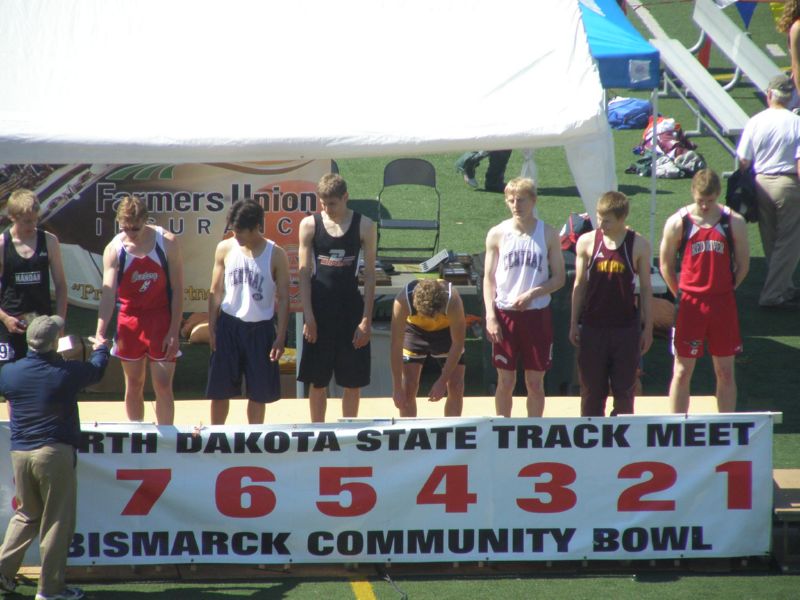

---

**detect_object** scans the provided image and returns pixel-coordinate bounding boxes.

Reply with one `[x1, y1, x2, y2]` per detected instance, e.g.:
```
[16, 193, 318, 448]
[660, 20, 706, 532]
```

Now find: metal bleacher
[634, 0, 789, 159]
[690, 0, 784, 94]
[650, 36, 749, 157]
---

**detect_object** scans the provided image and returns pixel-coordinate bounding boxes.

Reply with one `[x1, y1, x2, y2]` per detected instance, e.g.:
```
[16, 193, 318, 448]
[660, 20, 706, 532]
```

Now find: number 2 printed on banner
[617, 462, 676, 512]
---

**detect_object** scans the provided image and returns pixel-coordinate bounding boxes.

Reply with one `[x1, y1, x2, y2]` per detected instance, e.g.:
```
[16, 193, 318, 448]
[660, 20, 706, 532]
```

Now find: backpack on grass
[559, 212, 593, 253]
[607, 97, 652, 130]
[637, 116, 697, 158]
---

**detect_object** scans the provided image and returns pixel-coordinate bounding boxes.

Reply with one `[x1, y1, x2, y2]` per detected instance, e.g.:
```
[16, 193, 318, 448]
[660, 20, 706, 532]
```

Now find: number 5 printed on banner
[317, 467, 377, 517]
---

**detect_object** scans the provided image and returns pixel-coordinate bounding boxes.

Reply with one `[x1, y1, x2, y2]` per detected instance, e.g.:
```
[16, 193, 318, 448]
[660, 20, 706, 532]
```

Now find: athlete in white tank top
[494, 219, 551, 310]
[221, 240, 277, 322]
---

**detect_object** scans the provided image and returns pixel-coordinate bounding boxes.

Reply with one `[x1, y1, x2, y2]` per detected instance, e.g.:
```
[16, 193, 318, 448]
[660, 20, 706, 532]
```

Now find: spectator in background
[390, 278, 466, 417]
[298, 174, 377, 422]
[659, 169, 749, 413]
[570, 191, 653, 417]
[95, 195, 183, 425]
[0, 189, 67, 364]
[455, 150, 512, 192]
[206, 199, 289, 425]
[736, 74, 800, 309]
[0, 316, 110, 600]
[483, 177, 565, 417]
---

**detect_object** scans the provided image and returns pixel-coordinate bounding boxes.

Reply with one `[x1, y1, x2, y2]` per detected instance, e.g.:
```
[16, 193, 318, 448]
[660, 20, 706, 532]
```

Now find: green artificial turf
[5, 2, 799, 598]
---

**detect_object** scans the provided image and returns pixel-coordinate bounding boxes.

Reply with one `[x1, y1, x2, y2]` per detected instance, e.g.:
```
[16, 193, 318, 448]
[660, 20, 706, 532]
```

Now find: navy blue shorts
[205, 311, 281, 403]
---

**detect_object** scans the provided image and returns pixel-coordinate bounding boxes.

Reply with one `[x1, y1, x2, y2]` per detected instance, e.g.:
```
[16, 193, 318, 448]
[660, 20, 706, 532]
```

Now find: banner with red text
[0, 414, 774, 565]
[0, 161, 330, 312]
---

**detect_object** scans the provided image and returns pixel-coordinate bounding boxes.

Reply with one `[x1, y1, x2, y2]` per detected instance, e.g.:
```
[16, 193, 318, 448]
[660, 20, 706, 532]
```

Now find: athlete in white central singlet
[483, 177, 565, 417]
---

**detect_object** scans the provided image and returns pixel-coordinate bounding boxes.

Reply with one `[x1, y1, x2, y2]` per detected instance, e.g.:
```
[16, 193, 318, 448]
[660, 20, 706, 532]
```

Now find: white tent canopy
[0, 0, 616, 213]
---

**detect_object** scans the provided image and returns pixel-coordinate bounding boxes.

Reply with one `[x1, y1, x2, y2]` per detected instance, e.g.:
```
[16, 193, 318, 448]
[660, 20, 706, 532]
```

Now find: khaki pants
[0, 444, 77, 596]
[755, 173, 800, 305]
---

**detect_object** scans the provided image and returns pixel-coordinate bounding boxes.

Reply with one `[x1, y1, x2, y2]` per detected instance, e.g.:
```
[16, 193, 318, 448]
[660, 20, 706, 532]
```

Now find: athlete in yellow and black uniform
[390, 279, 466, 417]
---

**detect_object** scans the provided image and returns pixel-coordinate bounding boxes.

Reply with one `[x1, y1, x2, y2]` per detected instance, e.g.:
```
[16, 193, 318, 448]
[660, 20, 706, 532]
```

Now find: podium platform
[0, 395, 720, 425]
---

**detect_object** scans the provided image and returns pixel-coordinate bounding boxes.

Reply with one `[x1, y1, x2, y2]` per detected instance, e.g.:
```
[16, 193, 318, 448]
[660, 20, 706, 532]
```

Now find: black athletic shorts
[297, 294, 370, 389]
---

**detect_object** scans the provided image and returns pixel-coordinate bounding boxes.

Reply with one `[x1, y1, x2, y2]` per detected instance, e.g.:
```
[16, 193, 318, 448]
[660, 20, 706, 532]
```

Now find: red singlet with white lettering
[678, 207, 734, 296]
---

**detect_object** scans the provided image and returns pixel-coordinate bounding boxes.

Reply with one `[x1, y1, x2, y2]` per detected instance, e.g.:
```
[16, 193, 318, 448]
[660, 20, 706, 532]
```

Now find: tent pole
[650, 88, 658, 268]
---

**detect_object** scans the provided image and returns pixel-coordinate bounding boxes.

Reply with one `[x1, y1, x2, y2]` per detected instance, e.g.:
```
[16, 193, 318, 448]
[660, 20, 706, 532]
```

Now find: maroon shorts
[492, 306, 553, 372]
[672, 291, 742, 358]
[113, 308, 174, 361]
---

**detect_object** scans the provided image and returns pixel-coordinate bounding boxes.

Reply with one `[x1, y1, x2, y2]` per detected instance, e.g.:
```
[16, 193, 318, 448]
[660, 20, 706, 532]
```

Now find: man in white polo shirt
[737, 74, 800, 309]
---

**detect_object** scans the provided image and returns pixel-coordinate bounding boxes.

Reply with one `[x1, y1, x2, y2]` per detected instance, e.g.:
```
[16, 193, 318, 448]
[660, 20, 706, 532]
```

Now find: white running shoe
[35, 586, 85, 600]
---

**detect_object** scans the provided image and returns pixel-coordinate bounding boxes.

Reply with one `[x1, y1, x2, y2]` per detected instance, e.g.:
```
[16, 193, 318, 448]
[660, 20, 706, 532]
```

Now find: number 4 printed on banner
[416, 465, 477, 513]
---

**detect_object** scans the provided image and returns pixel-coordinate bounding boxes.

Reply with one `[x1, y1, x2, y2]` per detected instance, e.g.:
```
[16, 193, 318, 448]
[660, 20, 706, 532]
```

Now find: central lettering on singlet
[228, 265, 265, 293]
[502, 249, 543, 270]
[691, 240, 725, 256]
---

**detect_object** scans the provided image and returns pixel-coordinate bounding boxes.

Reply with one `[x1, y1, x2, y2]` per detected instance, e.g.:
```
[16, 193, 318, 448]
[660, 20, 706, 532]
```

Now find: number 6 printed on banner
[215, 466, 277, 518]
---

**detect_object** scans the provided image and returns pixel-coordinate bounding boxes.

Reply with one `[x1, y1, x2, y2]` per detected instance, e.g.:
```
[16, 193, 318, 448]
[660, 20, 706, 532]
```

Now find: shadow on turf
[13, 583, 302, 598]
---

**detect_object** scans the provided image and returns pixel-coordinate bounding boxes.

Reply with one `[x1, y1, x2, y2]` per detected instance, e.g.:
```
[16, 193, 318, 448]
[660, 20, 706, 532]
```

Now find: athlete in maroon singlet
[570, 192, 653, 417]
[659, 170, 749, 414]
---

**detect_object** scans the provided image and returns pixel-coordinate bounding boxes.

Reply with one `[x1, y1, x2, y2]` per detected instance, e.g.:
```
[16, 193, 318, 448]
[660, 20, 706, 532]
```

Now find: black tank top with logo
[311, 211, 362, 302]
[0, 229, 52, 316]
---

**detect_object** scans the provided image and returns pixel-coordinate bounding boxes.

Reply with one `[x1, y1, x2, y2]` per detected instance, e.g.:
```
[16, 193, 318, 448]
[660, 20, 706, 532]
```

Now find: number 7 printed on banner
[116, 469, 172, 516]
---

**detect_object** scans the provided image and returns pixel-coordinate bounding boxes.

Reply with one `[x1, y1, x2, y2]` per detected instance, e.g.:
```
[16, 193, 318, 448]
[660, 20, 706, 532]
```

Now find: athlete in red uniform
[95, 196, 184, 425]
[659, 170, 749, 413]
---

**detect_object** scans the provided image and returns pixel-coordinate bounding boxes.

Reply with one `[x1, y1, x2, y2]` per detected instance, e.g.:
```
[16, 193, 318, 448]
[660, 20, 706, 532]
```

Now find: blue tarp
[580, 0, 660, 90]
